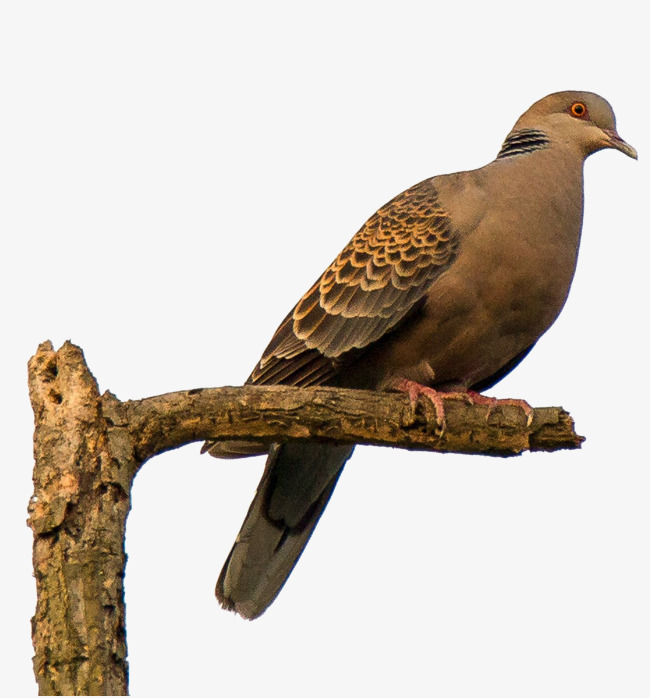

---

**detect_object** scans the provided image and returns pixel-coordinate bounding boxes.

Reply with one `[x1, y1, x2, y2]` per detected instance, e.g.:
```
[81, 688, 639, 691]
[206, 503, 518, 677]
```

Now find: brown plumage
[205, 91, 636, 619]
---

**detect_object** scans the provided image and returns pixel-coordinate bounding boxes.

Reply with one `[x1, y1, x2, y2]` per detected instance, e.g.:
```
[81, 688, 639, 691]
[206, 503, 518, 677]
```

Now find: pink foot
[391, 379, 470, 430]
[391, 380, 534, 430]
[466, 391, 534, 426]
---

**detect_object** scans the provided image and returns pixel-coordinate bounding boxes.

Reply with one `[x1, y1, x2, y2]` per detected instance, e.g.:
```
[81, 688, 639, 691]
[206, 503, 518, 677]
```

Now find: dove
[204, 91, 636, 619]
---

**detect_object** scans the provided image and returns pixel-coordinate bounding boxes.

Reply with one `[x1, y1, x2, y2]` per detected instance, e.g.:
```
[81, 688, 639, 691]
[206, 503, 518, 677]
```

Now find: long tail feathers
[216, 441, 354, 619]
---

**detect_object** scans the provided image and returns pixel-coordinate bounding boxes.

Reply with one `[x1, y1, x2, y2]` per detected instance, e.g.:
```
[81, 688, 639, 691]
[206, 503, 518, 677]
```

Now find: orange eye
[570, 102, 587, 118]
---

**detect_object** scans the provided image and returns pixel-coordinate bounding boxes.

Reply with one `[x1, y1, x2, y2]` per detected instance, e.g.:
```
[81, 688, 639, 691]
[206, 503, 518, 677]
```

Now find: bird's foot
[391, 379, 470, 431]
[391, 380, 534, 430]
[466, 391, 534, 426]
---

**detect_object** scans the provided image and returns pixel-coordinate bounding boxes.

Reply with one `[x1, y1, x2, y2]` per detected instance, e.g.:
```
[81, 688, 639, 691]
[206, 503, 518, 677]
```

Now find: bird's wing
[250, 177, 458, 387]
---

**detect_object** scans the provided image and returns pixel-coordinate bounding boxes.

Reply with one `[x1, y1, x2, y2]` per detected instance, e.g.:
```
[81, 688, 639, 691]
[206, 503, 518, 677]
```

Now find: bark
[28, 341, 130, 696]
[27, 340, 584, 695]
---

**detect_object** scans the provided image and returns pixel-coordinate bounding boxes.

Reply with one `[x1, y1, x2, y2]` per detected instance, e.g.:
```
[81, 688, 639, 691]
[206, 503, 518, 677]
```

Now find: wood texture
[117, 384, 583, 462]
[28, 341, 131, 696]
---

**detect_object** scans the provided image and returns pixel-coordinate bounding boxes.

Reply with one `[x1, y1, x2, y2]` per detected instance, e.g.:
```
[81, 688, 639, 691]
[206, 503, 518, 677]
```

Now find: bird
[203, 91, 636, 620]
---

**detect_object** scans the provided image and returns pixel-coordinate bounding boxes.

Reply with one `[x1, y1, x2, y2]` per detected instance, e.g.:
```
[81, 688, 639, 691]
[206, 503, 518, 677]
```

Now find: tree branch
[27, 340, 584, 695]
[111, 381, 583, 464]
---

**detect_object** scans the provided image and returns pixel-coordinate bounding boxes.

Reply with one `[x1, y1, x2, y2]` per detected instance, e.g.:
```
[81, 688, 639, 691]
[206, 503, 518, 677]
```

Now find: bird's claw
[392, 379, 462, 431]
[466, 391, 534, 426]
[393, 380, 535, 431]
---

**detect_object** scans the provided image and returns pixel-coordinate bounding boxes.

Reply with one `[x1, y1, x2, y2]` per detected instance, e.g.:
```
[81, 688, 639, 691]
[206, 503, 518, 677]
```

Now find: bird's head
[512, 91, 637, 160]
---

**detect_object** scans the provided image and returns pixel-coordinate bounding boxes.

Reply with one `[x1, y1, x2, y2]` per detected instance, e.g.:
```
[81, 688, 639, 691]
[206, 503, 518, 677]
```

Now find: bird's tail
[216, 441, 354, 619]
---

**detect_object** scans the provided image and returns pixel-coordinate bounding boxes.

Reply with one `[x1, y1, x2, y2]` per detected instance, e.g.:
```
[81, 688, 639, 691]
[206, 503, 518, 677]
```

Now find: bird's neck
[496, 129, 551, 159]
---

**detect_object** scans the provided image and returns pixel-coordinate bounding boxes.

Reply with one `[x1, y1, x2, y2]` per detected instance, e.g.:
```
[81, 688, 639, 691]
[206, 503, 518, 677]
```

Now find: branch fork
[27, 340, 583, 695]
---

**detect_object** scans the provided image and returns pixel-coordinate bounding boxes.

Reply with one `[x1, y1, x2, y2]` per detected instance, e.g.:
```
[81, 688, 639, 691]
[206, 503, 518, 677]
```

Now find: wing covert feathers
[250, 178, 457, 386]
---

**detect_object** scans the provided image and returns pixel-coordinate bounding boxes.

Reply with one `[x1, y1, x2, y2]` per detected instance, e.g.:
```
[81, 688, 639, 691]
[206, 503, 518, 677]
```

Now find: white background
[2, 2, 647, 696]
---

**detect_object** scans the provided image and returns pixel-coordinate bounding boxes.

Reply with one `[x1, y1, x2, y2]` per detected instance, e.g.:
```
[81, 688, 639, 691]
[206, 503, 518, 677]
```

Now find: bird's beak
[602, 128, 638, 159]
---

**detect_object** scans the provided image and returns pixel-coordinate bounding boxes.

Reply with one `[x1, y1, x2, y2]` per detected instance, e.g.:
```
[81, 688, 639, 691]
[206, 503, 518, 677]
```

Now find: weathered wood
[111, 384, 583, 463]
[28, 341, 131, 696]
[27, 340, 584, 694]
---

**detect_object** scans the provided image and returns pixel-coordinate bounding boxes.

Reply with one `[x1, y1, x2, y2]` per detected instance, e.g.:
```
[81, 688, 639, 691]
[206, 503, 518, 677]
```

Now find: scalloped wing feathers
[250, 178, 457, 386]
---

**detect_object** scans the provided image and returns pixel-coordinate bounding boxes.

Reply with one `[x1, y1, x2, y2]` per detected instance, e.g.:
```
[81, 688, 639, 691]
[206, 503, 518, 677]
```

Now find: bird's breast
[370, 156, 585, 389]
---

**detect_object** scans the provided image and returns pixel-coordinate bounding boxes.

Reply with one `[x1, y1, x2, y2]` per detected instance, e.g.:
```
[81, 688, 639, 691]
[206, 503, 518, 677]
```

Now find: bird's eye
[570, 102, 588, 118]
